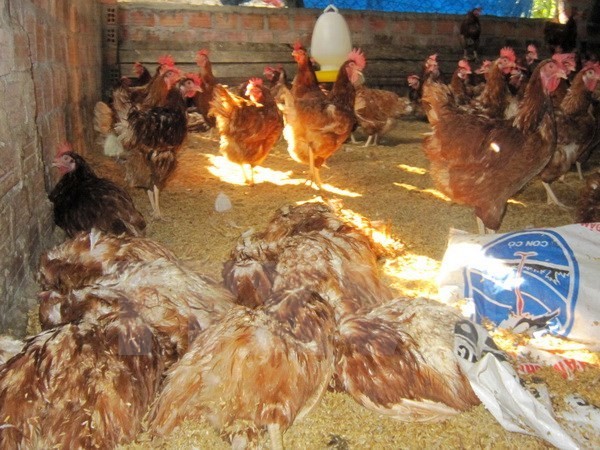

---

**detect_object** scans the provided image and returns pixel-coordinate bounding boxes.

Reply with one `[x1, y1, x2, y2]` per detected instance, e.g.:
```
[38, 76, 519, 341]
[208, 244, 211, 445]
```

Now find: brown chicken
[48, 142, 147, 237]
[421, 53, 445, 85]
[209, 78, 283, 185]
[468, 47, 517, 119]
[449, 59, 473, 105]
[422, 57, 568, 233]
[37, 230, 235, 365]
[279, 47, 365, 188]
[95, 55, 188, 219]
[334, 296, 480, 421]
[540, 61, 600, 207]
[264, 64, 291, 104]
[289, 42, 321, 99]
[148, 288, 336, 449]
[222, 201, 394, 315]
[187, 48, 218, 132]
[575, 169, 600, 223]
[352, 81, 412, 146]
[0, 294, 164, 449]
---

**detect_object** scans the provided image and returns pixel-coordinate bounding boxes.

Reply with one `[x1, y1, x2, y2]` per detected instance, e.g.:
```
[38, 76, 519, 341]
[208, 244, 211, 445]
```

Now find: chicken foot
[267, 423, 284, 450]
[147, 185, 165, 219]
[542, 181, 572, 210]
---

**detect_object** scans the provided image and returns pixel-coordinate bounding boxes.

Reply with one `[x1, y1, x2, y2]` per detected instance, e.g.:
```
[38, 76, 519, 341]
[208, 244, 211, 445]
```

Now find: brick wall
[0, 0, 103, 335]
[114, 3, 558, 93]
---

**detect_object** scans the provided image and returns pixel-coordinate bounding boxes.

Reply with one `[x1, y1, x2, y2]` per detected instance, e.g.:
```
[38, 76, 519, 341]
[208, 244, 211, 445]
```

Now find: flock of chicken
[54, 38, 600, 238]
[0, 24, 599, 448]
[0, 201, 480, 448]
[415, 45, 600, 232]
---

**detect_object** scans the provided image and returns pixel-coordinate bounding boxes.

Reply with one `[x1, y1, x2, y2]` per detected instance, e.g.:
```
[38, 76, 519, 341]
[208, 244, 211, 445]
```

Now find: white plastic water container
[310, 4, 352, 74]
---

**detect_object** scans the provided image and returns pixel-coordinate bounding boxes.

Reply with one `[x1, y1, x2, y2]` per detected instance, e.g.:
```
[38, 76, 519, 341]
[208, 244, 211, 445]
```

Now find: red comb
[348, 48, 366, 70]
[293, 40, 303, 51]
[249, 77, 263, 87]
[552, 52, 576, 71]
[407, 74, 420, 81]
[134, 61, 143, 67]
[458, 59, 471, 71]
[500, 47, 516, 62]
[427, 54, 438, 62]
[196, 49, 209, 58]
[527, 44, 537, 53]
[57, 141, 72, 156]
[184, 73, 202, 86]
[158, 54, 175, 67]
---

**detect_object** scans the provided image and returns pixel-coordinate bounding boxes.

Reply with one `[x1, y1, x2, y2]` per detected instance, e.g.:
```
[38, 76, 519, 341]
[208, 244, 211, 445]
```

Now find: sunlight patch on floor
[394, 182, 452, 202]
[397, 164, 427, 175]
[205, 155, 362, 197]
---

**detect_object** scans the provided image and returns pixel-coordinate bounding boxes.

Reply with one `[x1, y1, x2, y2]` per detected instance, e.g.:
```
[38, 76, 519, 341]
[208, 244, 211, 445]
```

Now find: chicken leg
[308, 148, 323, 189]
[241, 163, 255, 186]
[542, 181, 572, 210]
[147, 185, 163, 219]
[476, 216, 495, 235]
[267, 423, 284, 450]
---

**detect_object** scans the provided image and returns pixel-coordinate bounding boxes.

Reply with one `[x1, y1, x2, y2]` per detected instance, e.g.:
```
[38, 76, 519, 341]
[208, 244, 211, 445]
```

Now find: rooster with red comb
[279, 47, 365, 188]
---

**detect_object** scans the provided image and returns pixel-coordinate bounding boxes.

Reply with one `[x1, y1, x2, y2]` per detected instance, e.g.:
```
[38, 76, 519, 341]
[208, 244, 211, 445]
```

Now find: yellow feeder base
[315, 70, 338, 83]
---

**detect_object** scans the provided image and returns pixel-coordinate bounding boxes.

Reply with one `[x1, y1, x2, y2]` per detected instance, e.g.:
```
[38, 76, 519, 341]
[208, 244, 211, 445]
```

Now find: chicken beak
[558, 69, 569, 79]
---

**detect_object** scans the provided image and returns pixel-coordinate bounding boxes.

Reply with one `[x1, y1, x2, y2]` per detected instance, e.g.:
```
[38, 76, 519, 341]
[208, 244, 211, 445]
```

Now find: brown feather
[334, 297, 480, 422]
[148, 289, 336, 447]
[0, 300, 164, 448]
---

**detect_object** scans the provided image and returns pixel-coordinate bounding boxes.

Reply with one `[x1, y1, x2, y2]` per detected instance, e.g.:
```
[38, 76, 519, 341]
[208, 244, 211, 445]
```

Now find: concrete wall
[0, 0, 103, 335]
[113, 2, 562, 93]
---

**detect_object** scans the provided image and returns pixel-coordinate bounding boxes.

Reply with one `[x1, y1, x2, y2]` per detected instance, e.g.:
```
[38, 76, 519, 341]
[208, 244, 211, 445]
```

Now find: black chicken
[120, 62, 152, 88]
[49, 142, 146, 237]
[460, 7, 482, 61]
[544, 9, 578, 54]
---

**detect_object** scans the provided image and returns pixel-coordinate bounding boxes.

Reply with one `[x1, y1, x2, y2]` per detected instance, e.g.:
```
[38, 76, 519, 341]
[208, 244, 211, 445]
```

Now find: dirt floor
[81, 119, 598, 448]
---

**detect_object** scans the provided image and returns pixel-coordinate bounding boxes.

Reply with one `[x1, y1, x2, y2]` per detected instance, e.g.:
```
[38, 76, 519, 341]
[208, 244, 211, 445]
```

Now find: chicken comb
[248, 77, 263, 87]
[56, 141, 72, 156]
[527, 44, 537, 54]
[158, 54, 175, 67]
[500, 47, 516, 62]
[184, 73, 202, 86]
[263, 66, 275, 75]
[196, 49, 209, 58]
[407, 74, 420, 81]
[348, 48, 366, 70]
[552, 52, 576, 71]
[427, 53, 438, 63]
[293, 40, 303, 51]
[134, 61, 144, 68]
[458, 59, 471, 71]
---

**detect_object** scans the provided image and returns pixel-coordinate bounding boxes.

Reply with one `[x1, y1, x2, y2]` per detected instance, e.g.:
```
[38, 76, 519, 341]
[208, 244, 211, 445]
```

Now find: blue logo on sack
[463, 229, 579, 337]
